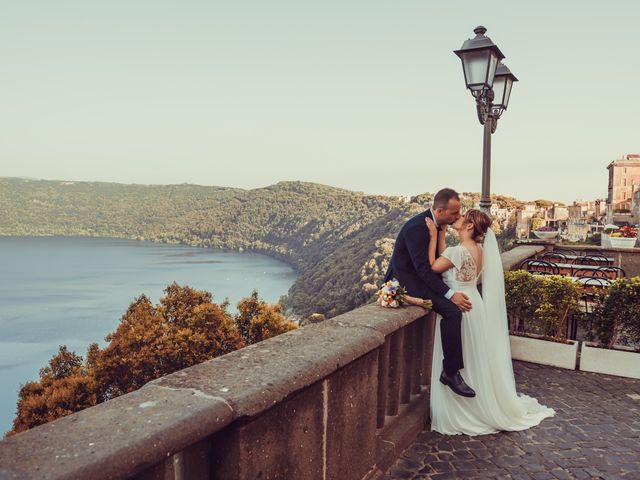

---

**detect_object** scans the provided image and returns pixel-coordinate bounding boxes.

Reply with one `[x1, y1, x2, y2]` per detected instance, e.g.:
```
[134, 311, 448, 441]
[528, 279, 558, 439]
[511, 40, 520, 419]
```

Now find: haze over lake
[0, 236, 297, 434]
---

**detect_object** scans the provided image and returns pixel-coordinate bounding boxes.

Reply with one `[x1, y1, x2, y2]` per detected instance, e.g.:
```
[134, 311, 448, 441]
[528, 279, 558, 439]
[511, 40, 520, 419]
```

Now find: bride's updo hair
[464, 209, 492, 244]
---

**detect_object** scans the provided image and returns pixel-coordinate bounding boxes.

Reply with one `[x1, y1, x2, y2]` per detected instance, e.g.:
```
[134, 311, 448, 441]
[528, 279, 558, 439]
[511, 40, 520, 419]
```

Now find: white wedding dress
[430, 229, 556, 436]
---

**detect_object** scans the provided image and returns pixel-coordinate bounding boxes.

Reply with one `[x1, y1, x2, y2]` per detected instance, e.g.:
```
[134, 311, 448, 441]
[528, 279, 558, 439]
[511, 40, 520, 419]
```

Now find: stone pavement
[383, 361, 640, 479]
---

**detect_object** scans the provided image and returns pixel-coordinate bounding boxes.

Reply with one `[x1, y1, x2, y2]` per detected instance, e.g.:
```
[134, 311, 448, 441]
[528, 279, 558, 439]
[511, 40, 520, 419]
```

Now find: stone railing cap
[0, 383, 233, 479]
[501, 245, 546, 271]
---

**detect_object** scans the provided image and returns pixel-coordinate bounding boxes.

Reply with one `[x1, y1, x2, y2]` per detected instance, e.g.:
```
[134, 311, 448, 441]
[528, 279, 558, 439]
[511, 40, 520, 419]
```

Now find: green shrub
[533, 275, 582, 341]
[589, 277, 640, 350]
[504, 270, 539, 332]
[504, 271, 582, 342]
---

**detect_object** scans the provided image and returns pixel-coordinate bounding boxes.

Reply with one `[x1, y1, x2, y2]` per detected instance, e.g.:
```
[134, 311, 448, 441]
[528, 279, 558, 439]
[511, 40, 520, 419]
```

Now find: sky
[1, 1, 638, 203]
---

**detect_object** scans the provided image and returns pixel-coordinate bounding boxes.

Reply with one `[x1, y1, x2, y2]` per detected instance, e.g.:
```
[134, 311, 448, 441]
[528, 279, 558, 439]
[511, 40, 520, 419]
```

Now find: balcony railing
[0, 304, 436, 480]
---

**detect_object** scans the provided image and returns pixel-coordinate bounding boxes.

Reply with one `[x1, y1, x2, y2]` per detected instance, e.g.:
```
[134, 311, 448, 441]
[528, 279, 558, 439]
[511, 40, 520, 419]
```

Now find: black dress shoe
[440, 370, 476, 398]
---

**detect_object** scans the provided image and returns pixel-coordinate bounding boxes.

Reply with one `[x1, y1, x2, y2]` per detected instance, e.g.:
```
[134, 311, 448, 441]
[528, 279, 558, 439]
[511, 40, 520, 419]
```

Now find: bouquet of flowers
[377, 279, 407, 308]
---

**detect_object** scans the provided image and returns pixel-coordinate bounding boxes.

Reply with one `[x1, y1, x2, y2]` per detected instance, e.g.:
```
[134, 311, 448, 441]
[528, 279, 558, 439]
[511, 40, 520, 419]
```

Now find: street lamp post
[454, 26, 518, 214]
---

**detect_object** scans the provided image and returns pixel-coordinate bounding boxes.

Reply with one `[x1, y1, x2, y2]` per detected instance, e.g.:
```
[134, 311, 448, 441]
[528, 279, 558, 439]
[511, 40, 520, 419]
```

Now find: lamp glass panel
[503, 79, 513, 109]
[492, 76, 507, 107]
[462, 49, 491, 90]
[486, 52, 499, 88]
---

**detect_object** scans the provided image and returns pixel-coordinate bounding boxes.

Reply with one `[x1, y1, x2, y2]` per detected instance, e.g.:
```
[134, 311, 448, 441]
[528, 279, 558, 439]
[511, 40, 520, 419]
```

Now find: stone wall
[0, 305, 436, 480]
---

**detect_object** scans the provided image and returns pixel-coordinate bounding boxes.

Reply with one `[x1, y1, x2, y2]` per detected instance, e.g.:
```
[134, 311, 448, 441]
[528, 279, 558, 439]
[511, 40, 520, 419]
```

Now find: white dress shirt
[429, 208, 455, 300]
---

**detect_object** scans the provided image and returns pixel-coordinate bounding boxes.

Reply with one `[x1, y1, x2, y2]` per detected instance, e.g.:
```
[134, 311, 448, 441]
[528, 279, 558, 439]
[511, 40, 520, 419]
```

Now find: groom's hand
[451, 292, 472, 312]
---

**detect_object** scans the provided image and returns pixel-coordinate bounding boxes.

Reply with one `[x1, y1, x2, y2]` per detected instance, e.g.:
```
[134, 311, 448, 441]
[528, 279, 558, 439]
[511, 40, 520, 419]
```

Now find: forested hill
[0, 177, 423, 317]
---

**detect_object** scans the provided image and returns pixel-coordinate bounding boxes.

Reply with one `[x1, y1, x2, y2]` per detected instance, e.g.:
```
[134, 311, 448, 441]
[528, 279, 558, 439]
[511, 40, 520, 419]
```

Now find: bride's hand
[425, 218, 437, 236]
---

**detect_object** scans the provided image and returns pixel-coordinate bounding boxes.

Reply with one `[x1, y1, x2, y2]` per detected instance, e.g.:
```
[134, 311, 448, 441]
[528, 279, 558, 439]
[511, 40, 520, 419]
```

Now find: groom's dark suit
[384, 209, 464, 374]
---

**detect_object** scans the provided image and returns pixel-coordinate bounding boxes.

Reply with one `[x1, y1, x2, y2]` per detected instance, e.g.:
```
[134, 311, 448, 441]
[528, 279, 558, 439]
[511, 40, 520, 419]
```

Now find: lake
[0, 236, 297, 435]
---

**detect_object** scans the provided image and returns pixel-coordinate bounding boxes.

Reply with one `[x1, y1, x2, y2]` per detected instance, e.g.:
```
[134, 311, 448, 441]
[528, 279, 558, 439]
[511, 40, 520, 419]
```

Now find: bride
[424, 209, 555, 436]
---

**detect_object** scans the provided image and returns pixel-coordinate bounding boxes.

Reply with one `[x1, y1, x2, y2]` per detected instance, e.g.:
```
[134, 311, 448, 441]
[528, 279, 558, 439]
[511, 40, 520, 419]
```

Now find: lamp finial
[474, 26, 487, 36]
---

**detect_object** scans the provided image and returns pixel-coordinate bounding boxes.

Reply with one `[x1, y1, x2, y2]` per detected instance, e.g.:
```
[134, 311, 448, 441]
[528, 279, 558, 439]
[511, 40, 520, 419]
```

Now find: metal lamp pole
[481, 111, 493, 213]
[454, 26, 518, 215]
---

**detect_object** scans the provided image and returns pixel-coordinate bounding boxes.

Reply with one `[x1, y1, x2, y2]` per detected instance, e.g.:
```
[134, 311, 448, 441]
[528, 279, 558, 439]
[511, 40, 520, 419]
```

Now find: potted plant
[580, 278, 640, 379]
[532, 225, 559, 240]
[608, 225, 638, 248]
[505, 271, 581, 369]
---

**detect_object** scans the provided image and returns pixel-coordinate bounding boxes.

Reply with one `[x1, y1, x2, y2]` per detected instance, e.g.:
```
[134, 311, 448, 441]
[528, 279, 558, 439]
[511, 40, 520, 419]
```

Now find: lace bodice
[441, 245, 483, 286]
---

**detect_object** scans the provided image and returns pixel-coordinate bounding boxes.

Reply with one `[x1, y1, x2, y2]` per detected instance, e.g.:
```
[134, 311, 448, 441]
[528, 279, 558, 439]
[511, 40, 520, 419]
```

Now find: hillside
[0, 178, 417, 317]
[0, 178, 530, 318]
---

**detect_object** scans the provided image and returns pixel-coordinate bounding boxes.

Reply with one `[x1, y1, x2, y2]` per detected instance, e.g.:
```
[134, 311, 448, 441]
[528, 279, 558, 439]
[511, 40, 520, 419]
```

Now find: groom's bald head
[433, 188, 461, 225]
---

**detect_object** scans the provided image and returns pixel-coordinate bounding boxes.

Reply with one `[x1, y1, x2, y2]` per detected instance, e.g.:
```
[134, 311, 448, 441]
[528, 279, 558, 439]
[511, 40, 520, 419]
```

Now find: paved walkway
[383, 361, 640, 480]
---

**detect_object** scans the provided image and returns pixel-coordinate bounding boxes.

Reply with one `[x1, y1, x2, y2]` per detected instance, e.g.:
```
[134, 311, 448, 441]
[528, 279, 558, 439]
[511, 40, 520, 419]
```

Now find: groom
[384, 188, 476, 398]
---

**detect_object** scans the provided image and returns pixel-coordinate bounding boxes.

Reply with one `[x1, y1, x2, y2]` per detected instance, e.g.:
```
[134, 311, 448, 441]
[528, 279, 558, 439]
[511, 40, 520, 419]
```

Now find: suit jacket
[383, 209, 449, 299]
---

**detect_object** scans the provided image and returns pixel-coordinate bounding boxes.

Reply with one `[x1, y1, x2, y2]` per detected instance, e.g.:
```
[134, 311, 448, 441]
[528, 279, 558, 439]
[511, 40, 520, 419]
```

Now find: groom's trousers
[428, 293, 464, 375]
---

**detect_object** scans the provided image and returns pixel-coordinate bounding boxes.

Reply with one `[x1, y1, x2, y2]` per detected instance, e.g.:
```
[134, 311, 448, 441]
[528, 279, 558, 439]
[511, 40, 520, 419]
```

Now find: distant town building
[544, 204, 569, 230]
[494, 208, 510, 221]
[606, 153, 640, 224]
[516, 204, 539, 238]
[568, 200, 605, 223]
[566, 222, 590, 242]
[633, 191, 640, 225]
[565, 200, 607, 241]
[568, 203, 583, 220]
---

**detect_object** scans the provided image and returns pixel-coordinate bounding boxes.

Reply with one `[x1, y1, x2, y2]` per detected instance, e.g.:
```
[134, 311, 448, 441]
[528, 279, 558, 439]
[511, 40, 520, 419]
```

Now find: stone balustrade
[0, 304, 436, 480]
[501, 244, 546, 271]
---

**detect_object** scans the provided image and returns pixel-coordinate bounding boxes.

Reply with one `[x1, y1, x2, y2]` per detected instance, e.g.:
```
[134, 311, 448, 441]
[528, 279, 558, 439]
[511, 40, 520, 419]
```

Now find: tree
[91, 294, 172, 400]
[534, 199, 556, 208]
[497, 223, 517, 252]
[9, 346, 96, 435]
[157, 282, 215, 326]
[235, 291, 298, 345]
[92, 286, 245, 401]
